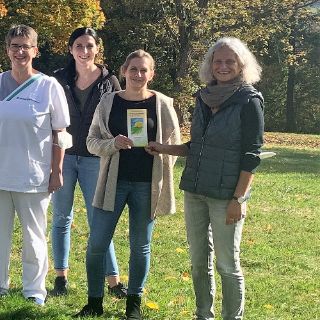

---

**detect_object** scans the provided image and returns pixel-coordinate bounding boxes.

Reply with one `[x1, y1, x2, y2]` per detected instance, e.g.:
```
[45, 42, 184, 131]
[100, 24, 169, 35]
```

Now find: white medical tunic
[0, 73, 70, 192]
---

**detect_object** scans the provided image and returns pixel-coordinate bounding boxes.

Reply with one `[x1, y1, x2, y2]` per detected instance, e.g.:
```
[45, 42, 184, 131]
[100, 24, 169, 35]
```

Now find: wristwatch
[232, 195, 247, 204]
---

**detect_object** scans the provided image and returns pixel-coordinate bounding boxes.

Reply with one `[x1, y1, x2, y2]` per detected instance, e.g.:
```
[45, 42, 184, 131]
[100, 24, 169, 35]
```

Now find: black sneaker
[108, 282, 127, 299]
[73, 304, 104, 318]
[126, 294, 141, 320]
[51, 276, 68, 296]
[73, 297, 103, 318]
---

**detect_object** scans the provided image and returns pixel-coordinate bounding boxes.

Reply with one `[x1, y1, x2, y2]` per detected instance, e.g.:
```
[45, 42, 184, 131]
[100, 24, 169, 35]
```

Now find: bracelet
[52, 143, 61, 148]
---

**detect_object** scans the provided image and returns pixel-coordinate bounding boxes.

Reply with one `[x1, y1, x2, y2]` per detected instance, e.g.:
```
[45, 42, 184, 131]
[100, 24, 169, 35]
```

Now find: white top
[0, 73, 70, 192]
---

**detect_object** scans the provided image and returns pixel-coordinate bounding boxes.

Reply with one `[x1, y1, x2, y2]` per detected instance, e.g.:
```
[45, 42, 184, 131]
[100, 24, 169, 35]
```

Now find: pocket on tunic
[29, 159, 50, 186]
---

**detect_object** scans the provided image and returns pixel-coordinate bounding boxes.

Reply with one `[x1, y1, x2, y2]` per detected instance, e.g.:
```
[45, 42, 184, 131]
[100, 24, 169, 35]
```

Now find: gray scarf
[200, 77, 244, 111]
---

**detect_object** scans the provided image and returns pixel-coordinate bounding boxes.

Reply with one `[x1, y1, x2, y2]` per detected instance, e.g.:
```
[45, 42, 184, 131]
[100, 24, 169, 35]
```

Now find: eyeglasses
[9, 44, 36, 52]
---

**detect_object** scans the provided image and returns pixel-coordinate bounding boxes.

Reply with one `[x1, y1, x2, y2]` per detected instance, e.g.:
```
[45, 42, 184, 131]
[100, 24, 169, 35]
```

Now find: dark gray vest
[180, 88, 253, 200]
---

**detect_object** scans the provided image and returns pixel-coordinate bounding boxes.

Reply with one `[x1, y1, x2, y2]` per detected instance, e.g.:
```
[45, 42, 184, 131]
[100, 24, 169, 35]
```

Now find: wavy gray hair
[199, 37, 262, 84]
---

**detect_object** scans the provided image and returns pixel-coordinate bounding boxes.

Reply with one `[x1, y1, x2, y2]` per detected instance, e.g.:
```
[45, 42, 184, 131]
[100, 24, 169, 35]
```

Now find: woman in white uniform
[0, 25, 70, 305]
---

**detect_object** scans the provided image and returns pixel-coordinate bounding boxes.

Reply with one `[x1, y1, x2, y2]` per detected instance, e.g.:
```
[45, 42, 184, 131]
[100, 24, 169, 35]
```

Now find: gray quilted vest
[180, 85, 262, 200]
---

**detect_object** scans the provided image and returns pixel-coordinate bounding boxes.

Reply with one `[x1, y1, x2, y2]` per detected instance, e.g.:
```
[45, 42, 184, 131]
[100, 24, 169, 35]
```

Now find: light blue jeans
[51, 155, 119, 276]
[86, 180, 155, 297]
[184, 191, 245, 320]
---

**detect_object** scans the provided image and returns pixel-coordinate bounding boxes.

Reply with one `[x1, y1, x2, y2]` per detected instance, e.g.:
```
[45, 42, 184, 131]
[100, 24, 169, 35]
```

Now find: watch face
[238, 196, 246, 204]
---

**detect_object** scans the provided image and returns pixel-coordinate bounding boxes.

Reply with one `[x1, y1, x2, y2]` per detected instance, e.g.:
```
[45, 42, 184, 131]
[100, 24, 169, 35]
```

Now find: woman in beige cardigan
[75, 50, 180, 319]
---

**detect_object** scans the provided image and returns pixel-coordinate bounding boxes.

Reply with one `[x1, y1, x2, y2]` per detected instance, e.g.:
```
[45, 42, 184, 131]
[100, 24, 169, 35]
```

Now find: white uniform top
[0, 73, 70, 192]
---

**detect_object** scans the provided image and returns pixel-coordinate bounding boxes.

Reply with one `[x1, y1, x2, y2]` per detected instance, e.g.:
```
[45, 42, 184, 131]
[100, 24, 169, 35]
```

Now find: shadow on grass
[175, 157, 186, 168]
[0, 307, 124, 320]
[0, 307, 45, 320]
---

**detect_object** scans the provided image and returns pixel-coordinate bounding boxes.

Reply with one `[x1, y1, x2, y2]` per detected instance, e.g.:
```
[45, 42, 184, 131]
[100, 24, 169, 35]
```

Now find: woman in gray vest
[146, 37, 264, 320]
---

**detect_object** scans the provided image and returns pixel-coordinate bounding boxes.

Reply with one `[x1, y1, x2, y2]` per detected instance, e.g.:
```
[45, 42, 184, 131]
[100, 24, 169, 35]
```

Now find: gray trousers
[184, 191, 245, 320]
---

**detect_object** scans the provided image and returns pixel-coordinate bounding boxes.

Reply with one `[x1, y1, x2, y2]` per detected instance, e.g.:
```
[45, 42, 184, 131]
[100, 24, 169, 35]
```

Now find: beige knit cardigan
[86, 90, 181, 219]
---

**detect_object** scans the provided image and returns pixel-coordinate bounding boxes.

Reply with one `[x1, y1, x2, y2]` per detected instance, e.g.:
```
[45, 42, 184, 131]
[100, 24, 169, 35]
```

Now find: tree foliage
[0, 0, 105, 71]
[0, 0, 7, 17]
[0, 0, 319, 132]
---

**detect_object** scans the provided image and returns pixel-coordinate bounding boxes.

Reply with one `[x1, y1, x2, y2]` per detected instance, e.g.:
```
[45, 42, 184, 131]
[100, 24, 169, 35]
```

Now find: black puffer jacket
[54, 64, 121, 156]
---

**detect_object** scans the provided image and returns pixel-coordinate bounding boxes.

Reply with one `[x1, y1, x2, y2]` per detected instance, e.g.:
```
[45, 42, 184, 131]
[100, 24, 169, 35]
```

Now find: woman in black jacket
[51, 27, 126, 299]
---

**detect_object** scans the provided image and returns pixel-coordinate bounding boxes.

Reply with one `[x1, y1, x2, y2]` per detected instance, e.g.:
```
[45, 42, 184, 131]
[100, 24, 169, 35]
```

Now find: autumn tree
[1, 0, 319, 132]
[102, 0, 282, 123]
[0, 0, 105, 72]
[280, 1, 320, 132]
[257, 0, 320, 132]
[0, 0, 7, 17]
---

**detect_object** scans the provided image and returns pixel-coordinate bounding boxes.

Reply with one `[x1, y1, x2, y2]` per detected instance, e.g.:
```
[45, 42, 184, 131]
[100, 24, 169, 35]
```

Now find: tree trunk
[285, 64, 297, 132]
[171, 0, 193, 124]
[285, 16, 298, 132]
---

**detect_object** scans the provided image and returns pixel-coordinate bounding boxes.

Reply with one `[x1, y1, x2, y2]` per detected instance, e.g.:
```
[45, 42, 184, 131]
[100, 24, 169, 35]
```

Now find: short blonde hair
[121, 49, 155, 75]
[5, 24, 38, 47]
[199, 37, 262, 85]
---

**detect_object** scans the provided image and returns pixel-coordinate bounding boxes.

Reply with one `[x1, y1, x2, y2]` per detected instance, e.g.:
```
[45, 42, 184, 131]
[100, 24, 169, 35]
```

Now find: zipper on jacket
[66, 86, 81, 155]
[194, 114, 214, 190]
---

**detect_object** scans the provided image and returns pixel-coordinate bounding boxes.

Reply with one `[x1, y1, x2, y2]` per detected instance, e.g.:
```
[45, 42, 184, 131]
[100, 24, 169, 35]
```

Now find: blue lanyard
[4, 74, 42, 101]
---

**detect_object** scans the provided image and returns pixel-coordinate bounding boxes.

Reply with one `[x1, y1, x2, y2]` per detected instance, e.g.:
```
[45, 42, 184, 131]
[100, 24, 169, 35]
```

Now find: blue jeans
[184, 191, 245, 320]
[86, 180, 155, 297]
[51, 155, 119, 276]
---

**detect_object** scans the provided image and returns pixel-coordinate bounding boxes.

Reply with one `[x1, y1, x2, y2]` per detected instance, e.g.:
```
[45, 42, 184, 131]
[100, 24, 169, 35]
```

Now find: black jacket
[54, 64, 121, 156]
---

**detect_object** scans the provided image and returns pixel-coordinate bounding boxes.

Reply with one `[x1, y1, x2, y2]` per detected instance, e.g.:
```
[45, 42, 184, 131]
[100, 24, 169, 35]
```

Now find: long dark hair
[65, 27, 99, 83]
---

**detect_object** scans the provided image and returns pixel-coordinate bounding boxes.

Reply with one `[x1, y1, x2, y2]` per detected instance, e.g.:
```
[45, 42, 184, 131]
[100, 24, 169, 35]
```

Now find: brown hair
[120, 49, 155, 76]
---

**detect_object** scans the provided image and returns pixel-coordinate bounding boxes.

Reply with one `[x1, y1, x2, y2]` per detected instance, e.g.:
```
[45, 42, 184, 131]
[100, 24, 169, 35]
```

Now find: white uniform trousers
[0, 190, 50, 301]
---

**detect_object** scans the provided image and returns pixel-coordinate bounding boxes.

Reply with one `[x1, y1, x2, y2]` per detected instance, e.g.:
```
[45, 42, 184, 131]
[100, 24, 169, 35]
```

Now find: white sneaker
[27, 297, 45, 306]
[0, 288, 8, 297]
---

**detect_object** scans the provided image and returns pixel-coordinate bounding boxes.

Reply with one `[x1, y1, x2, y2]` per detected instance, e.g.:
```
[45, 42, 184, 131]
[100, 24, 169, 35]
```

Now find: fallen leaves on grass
[121, 275, 129, 282]
[153, 232, 160, 239]
[168, 296, 185, 306]
[146, 301, 159, 310]
[181, 272, 191, 281]
[179, 310, 191, 316]
[246, 238, 256, 245]
[266, 224, 273, 233]
[264, 132, 320, 148]
[181, 127, 320, 148]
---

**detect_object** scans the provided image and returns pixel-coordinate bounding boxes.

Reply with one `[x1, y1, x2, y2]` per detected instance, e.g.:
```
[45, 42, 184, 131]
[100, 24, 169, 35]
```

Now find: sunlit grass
[1, 133, 319, 319]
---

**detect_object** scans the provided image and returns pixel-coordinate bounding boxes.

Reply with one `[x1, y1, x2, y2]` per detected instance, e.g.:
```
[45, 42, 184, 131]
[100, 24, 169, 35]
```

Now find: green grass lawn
[0, 133, 319, 319]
